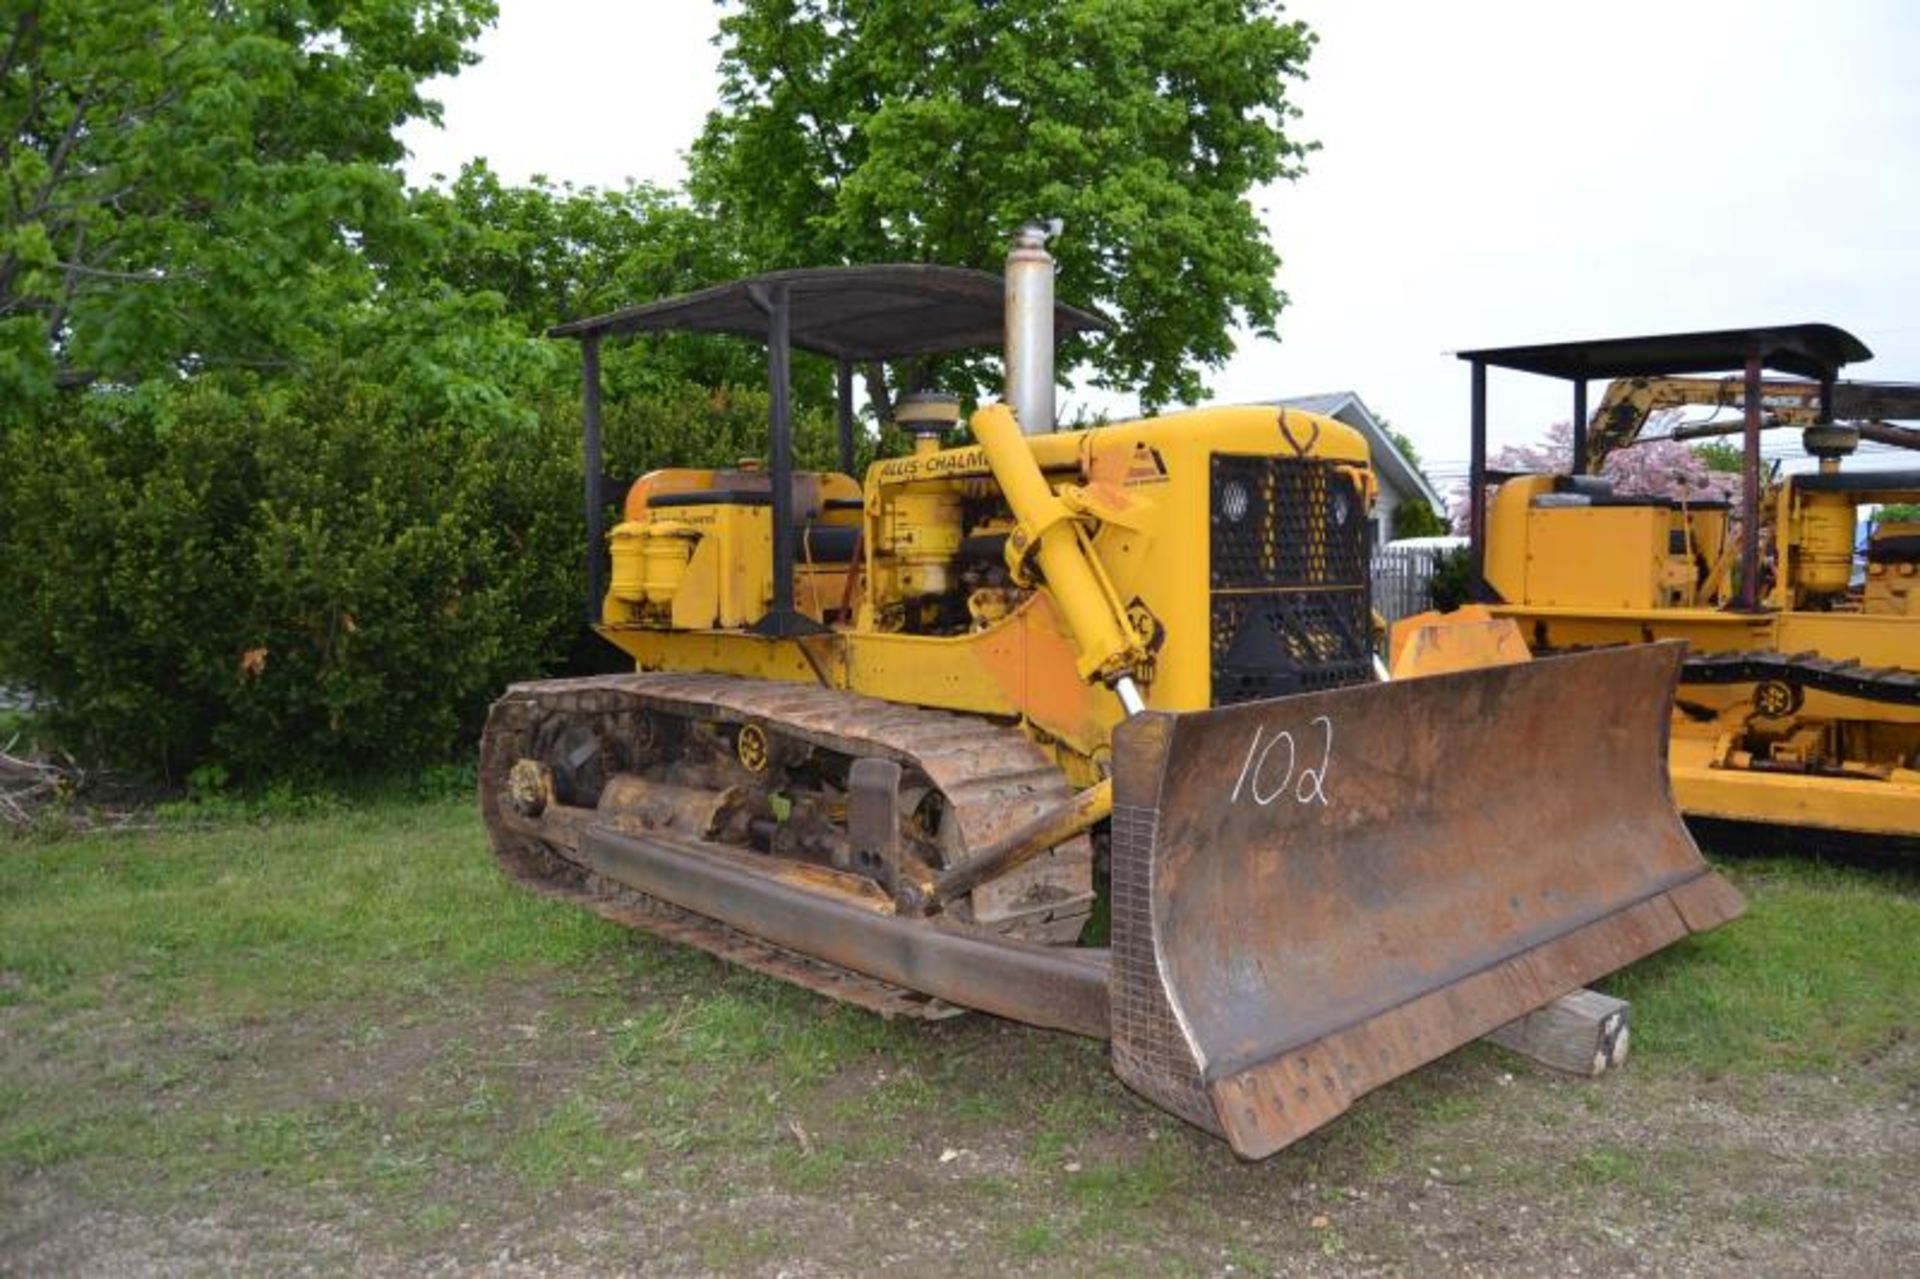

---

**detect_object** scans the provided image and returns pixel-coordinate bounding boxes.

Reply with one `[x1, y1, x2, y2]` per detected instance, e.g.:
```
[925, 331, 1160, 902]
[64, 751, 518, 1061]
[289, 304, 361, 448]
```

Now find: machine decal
[1121, 444, 1170, 486]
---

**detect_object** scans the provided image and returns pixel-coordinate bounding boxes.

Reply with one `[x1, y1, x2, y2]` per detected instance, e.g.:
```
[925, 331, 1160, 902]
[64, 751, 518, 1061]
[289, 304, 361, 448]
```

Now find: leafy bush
[1391, 498, 1447, 539]
[0, 373, 552, 779]
[1426, 546, 1475, 613]
[0, 364, 837, 784]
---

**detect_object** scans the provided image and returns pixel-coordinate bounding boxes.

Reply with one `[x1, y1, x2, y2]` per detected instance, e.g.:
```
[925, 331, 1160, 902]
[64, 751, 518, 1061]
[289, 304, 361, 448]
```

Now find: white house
[1269, 392, 1445, 547]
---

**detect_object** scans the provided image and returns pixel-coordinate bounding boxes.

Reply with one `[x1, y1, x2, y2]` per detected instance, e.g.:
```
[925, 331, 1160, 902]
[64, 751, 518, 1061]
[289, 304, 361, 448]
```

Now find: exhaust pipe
[1005, 221, 1059, 435]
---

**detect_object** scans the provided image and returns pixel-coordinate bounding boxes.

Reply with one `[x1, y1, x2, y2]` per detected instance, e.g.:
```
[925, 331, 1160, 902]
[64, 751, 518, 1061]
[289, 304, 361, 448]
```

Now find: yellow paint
[1482, 475, 1551, 603]
[879, 484, 964, 598]
[1490, 489, 1733, 613]
[1794, 491, 1856, 596]
[1864, 523, 1920, 616]
[609, 520, 700, 610]
[1389, 606, 1532, 679]
[1484, 465, 1920, 839]
[591, 402, 1375, 786]
[1671, 735, 1920, 834]
[968, 403, 1142, 685]
[623, 468, 719, 520]
[598, 628, 828, 685]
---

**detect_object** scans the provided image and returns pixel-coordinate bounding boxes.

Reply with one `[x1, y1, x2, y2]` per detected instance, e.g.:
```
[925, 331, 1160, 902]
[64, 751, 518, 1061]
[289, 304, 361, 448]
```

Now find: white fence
[1371, 544, 1457, 625]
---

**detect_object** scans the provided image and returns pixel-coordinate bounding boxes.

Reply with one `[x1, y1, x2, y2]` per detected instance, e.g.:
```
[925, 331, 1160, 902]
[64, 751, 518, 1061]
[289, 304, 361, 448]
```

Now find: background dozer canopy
[1456, 323, 1873, 610]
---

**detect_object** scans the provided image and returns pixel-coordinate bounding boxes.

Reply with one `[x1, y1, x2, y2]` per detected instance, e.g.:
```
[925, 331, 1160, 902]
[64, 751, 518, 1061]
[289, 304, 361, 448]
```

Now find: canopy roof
[1456, 323, 1872, 382]
[548, 264, 1110, 361]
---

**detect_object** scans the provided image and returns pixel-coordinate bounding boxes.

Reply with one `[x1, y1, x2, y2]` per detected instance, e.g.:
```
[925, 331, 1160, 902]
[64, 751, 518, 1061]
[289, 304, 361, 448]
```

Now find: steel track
[1682, 649, 1920, 708]
[479, 672, 1095, 1019]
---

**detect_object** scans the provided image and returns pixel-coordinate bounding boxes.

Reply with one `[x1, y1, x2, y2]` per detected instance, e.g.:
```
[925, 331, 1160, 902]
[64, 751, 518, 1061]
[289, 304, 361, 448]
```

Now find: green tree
[1691, 440, 1744, 473]
[1366, 414, 1447, 537]
[1384, 424, 1423, 471]
[1391, 499, 1447, 539]
[400, 161, 740, 338]
[397, 161, 787, 404]
[0, 0, 495, 402]
[688, 0, 1315, 409]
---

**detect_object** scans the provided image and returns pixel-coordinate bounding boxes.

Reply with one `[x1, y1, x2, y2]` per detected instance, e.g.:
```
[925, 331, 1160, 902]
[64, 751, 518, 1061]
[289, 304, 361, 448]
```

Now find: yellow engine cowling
[593, 403, 1380, 785]
[1484, 475, 1732, 611]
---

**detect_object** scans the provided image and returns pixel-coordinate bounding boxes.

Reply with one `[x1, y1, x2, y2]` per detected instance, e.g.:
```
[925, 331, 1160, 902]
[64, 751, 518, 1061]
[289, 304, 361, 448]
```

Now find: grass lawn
[2, 798, 1916, 1274]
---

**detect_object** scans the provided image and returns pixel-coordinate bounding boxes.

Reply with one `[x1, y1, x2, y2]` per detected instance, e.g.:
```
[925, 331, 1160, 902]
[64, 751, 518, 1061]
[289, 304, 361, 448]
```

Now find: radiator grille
[1211, 454, 1371, 588]
[1210, 454, 1374, 706]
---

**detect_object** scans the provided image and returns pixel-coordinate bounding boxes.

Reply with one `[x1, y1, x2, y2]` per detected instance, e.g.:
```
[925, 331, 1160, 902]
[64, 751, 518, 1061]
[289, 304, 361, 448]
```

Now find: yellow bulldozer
[481, 228, 1740, 1159]
[1459, 327, 1920, 851]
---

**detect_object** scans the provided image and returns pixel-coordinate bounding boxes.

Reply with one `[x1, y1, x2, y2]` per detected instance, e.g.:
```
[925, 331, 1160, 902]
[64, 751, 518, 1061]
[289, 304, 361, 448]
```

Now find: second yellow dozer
[1457, 326, 1920, 850]
[481, 228, 1741, 1158]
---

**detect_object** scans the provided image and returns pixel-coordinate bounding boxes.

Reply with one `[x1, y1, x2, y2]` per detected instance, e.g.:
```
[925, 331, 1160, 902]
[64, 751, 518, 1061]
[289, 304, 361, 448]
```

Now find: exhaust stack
[1005, 221, 1059, 435]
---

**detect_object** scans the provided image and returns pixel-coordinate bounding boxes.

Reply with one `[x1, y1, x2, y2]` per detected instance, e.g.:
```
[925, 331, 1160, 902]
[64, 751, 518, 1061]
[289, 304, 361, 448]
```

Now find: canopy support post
[1469, 358, 1490, 598]
[833, 359, 856, 472]
[1738, 352, 1763, 611]
[582, 335, 605, 624]
[1571, 377, 1590, 475]
[752, 282, 824, 637]
[836, 359, 856, 474]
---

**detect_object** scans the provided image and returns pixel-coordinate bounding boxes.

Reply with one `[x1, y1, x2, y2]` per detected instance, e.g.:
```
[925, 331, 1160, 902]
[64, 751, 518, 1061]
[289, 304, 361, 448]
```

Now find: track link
[1682, 649, 1920, 708]
[479, 673, 1096, 1018]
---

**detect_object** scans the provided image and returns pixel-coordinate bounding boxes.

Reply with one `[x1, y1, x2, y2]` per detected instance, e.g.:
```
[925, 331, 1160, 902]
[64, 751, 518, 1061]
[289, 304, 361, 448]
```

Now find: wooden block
[1483, 988, 1631, 1077]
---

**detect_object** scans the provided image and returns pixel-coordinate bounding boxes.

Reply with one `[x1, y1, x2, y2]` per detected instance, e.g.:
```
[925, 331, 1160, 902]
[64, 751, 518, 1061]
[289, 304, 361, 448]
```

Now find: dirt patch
[4, 972, 1915, 1277]
[4, 817, 1915, 1276]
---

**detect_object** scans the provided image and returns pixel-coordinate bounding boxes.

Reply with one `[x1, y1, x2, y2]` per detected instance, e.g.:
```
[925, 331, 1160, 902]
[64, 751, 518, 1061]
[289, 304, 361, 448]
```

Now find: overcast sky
[400, 0, 1920, 483]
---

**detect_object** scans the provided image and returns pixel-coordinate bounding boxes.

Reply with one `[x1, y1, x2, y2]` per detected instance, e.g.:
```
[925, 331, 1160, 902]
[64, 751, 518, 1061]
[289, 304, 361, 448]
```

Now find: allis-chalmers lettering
[877, 447, 991, 482]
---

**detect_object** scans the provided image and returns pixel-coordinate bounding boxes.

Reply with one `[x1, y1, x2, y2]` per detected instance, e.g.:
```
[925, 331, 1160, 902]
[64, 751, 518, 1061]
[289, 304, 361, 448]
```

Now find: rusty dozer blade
[1107, 642, 1742, 1159]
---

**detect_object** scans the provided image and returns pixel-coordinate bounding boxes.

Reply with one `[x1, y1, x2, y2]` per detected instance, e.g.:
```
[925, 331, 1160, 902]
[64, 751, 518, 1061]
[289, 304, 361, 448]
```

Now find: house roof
[1271, 391, 1445, 510]
[547, 264, 1110, 361]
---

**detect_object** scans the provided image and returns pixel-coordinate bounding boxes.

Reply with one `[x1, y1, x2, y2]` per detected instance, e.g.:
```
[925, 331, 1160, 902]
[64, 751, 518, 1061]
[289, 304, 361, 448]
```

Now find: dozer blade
[1107, 642, 1742, 1159]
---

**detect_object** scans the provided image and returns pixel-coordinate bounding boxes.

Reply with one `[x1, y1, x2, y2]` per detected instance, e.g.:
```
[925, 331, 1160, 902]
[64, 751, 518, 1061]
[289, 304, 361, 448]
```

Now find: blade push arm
[970, 402, 1150, 709]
